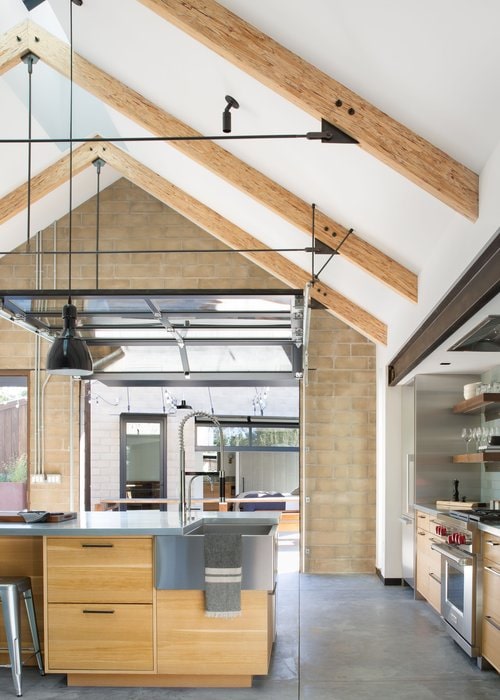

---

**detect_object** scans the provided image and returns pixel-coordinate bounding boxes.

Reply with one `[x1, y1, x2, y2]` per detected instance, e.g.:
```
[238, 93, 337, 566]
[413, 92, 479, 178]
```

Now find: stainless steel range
[430, 510, 482, 658]
[431, 508, 500, 659]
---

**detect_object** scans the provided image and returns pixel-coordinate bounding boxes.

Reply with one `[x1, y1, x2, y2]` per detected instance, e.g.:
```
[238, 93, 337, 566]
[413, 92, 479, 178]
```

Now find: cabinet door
[46, 537, 153, 603]
[483, 532, 500, 567]
[415, 529, 429, 598]
[484, 562, 500, 621]
[482, 614, 500, 673]
[156, 590, 269, 676]
[0, 537, 44, 667]
[47, 603, 153, 671]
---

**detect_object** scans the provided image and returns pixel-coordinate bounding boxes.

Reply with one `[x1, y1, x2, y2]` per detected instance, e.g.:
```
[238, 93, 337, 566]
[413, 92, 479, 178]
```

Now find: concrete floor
[2, 534, 500, 699]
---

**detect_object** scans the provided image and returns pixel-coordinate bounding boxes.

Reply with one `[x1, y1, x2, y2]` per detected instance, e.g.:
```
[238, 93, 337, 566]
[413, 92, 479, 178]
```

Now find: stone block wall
[303, 310, 376, 573]
[0, 177, 376, 572]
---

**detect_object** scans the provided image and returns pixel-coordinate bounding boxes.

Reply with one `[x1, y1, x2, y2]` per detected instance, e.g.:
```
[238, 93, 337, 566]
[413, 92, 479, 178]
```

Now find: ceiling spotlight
[222, 95, 239, 133]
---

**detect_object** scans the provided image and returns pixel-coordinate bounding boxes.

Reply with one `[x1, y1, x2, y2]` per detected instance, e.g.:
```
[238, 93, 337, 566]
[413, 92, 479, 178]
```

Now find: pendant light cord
[27, 59, 33, 251]
[68, 0, 74, 305]
[95, 160, 101, 289]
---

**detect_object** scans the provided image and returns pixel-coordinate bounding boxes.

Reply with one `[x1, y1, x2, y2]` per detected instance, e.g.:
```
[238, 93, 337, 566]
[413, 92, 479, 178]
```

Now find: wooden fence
[0, 399, 27, 471]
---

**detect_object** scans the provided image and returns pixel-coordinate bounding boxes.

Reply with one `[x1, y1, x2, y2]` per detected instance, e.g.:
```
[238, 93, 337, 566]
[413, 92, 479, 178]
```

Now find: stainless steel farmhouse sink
[155, 518, 277, 590]
[185, 520, 274, 536]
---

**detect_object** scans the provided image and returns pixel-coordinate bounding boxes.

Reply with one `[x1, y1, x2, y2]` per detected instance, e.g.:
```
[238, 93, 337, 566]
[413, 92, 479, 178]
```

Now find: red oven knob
[458, 534, 466, 545]
[436, 525, 441, 534]
[448, 534, 454, 544]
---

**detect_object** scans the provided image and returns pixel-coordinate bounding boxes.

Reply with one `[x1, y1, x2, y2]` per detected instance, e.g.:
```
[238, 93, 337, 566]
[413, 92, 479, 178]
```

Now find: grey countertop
[0, 510, 281, 537]
[414, 503, 500, 536]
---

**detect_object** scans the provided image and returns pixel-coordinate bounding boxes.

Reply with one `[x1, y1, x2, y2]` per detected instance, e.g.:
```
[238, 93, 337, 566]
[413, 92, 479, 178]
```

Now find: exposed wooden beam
[0, 142, 96, 226]
[138, 0, 478, 222]
[99, 142, 387, 344]
[13, 21, 417, 302]
[0, 136, 386, 342]
[0, 22, 28, 75]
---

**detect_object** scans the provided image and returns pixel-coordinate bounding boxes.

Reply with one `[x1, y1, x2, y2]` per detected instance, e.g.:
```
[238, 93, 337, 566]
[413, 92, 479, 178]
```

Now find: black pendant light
[46, 0, 92, 377]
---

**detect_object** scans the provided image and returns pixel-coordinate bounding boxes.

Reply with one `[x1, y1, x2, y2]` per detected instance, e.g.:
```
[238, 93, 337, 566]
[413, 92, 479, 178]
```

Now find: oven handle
[485, 616, 500, 632]
[485, 565, 500, 578]
[430, 542, 474, 566]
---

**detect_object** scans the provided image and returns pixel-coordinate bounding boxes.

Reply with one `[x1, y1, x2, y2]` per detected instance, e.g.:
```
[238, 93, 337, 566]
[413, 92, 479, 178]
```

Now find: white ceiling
[1, 0, 500, 379]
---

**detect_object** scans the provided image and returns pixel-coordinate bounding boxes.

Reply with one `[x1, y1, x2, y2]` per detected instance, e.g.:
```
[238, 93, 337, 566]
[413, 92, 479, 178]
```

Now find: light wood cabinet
[45, 536, 154, 673]
[47, 603, 154, 671]
[156, 589, 270, 676]
[46, 537, 153, 603]
[482, 531, 500, 672]
[0, 537, 44, 667]
[415, 510, 442, 613]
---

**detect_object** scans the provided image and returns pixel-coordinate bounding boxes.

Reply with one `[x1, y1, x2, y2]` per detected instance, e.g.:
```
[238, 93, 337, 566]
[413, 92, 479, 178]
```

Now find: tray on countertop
[0, 511, 77, 523]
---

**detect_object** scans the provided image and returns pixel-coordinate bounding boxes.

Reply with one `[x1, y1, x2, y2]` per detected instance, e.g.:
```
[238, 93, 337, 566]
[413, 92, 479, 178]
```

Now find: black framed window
[119, 414, 168, 509]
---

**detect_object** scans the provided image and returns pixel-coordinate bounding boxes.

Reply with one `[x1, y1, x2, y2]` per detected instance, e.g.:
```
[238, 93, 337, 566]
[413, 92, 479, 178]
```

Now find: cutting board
[436, 501, 480, 509]
[0, 512, 77, 523]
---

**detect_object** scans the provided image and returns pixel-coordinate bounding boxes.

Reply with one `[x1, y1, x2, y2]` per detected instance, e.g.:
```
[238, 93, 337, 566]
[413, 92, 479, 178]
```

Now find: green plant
[0, 454, 28, 483]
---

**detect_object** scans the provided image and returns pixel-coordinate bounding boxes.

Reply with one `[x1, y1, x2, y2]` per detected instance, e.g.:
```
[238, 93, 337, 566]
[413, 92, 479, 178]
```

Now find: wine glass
[461, 427, 472, 453]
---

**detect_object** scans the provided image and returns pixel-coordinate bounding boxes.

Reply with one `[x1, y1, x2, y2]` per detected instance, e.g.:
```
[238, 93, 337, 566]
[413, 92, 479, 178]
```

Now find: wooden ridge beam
[138, 0, 478, 222]
[14, 21, 417, 302]
[100, 141, 387, 344]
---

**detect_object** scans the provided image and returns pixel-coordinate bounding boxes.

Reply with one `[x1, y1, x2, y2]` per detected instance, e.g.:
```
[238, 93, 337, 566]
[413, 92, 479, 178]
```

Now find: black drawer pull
[81, 543, 114, 548]
[82, 609, 115, 614]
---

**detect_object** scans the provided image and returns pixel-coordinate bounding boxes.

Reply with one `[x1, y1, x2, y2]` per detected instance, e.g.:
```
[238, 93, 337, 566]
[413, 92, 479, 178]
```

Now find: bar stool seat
[0, 577, 44, 697]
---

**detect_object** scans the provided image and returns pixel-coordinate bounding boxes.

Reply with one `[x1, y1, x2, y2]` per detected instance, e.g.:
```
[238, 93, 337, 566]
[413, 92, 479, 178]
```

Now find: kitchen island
[0, 511, 279, 689]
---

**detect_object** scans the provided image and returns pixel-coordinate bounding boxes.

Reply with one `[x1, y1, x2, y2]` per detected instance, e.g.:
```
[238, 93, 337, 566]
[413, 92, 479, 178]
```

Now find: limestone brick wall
[303, 309, 376, 573]
[0, 178, 376, 572]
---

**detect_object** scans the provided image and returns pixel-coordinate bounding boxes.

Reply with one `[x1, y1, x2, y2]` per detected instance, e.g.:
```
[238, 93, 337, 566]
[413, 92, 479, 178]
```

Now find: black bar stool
[0, 577, 44, 696]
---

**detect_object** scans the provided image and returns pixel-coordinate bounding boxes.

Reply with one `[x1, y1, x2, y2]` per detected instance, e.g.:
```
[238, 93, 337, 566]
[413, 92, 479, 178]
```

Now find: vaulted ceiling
[1, 0, 500, 366]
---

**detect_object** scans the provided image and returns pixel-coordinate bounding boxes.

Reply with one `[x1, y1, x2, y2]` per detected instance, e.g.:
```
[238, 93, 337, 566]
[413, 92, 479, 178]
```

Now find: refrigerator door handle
[405, 453, 415, 514]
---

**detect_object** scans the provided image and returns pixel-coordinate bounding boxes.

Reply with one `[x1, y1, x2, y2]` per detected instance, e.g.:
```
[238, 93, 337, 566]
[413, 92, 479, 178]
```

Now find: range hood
[449, 315, 500, 352]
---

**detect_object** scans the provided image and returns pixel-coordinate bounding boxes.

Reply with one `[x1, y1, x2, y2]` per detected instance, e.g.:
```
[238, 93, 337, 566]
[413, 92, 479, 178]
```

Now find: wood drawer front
[483, 532, 500, 567]
[483, 563, 500, 621]
[425, 533, 443, 573]
[416, 528, 428, 553]
[482, 614, 500, 673]
[46, 537, 153, 603]
[427, 571, 441, 614]
[157, 590, 269, 676]
[416, 511, 430, 531]
[47, 603, 153, 672]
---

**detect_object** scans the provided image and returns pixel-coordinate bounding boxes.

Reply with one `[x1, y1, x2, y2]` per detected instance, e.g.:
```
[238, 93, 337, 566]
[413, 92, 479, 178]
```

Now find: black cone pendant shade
[46, 303, 93, 376]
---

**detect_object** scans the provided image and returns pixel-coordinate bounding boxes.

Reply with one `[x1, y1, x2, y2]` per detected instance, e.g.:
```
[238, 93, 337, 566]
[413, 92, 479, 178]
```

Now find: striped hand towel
[204, 532, 242, 618]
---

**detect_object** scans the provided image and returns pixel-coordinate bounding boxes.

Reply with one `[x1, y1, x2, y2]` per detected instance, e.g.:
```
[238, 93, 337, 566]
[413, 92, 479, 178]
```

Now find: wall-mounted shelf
[453, 452, 500, 464]
[452, 393, 500, 415]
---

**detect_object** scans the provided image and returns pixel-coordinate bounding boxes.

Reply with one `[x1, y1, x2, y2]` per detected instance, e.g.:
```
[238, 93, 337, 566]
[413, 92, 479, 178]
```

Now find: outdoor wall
[0, 177, 376, 573]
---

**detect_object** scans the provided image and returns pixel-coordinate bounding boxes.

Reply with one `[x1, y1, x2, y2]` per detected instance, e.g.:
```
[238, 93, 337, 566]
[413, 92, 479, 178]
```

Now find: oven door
[431, 543, 479, 656]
